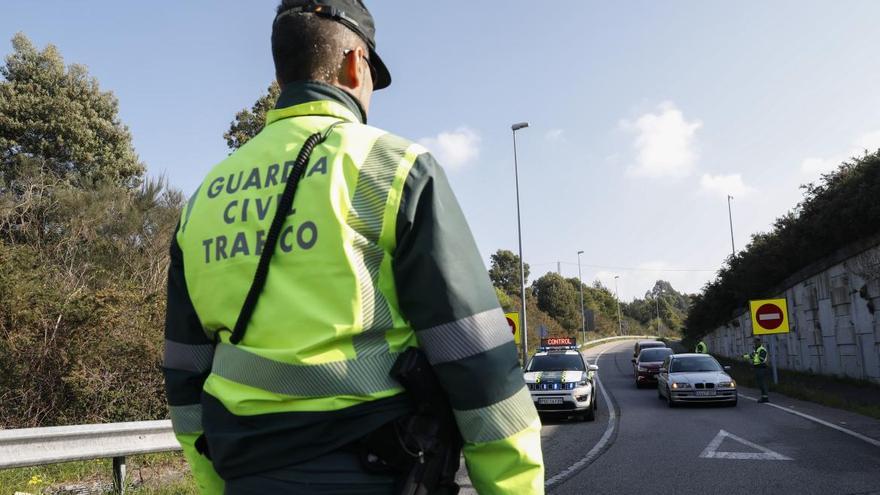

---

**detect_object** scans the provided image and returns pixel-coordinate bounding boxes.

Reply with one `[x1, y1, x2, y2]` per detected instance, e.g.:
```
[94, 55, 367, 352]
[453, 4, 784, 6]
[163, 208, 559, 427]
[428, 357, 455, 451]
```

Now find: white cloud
[800, 157, 836, 175]
[592, 262, 715, 302]
[699, 173, 755, 198]
[418, 127, 481, 170]
[853, 130, 880, 154]
[801, 129, 880, 176]
[621, 101, 703, 179]
[545, 129, 565, 141]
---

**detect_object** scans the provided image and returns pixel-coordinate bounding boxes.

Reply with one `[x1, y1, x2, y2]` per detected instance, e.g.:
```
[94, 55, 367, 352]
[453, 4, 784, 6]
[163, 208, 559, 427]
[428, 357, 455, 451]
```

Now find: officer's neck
[275, 81, 368, 124]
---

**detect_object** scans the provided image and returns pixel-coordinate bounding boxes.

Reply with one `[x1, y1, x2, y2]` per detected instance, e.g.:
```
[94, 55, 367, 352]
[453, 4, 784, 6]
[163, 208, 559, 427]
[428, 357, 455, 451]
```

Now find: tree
[622, 280, 691, 336]
[532, 272, 581, 331]
[224, 82, 281, 152]
[495, 287, 514, 313]
[0, 33, 182, 427]
[489, 249, 530, 297]
[0, 33, 143, 187]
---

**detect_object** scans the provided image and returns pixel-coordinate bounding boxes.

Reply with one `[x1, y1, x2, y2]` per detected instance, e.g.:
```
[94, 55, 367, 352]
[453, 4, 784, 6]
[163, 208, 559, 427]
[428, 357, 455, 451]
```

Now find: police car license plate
[538, 398, 563, 405]
[695, 390, 715, 396]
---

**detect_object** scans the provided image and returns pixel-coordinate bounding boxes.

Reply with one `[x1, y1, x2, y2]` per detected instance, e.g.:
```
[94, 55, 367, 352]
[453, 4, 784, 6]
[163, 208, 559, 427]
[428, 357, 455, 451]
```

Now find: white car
[657, 353, 738, 407]
[524, 349, 599, 421]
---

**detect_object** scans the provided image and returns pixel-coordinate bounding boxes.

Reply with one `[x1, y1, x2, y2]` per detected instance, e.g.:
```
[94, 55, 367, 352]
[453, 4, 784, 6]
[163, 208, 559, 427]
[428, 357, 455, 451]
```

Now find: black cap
[274, 0, 391, 90]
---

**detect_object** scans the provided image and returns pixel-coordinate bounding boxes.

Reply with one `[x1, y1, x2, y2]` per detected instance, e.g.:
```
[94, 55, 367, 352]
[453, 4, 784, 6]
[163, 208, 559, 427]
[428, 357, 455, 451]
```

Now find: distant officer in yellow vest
[695, 341, 708, 354]
[162, 1, 544, 493]
[743, 337, 770, 403]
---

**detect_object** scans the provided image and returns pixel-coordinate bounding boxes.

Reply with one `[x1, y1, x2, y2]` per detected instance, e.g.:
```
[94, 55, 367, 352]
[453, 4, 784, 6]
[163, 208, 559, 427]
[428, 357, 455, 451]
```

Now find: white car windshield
[670, 356, 722, 373]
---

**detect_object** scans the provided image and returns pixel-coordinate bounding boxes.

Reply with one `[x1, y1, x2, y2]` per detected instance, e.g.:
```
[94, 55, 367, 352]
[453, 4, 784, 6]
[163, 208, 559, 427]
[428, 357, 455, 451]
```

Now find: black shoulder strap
[229, 123, 341, 345]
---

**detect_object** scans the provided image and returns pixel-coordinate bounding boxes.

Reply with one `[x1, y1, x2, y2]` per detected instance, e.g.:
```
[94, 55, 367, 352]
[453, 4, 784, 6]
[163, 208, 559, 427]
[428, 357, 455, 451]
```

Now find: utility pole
[727, 195, 736, 258]
[557, 261, 561, 276]
[614, 275, 622, 336]
[577, 251, 586, 344]
[511, 122, 530, 366]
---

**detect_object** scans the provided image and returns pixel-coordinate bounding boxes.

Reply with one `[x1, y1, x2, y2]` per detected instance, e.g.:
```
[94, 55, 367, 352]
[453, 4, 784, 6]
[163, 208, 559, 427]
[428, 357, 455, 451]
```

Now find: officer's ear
[338, 46, 368, 90]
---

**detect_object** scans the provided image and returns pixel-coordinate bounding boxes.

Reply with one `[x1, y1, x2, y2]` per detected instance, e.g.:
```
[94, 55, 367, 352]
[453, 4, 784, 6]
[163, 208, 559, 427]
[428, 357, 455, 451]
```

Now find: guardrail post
[112, 456, 126, 494]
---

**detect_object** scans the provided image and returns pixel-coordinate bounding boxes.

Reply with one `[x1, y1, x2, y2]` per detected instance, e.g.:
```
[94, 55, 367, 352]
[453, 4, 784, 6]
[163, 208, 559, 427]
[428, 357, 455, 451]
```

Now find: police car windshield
[527, 354, 585, 372]
[670, 356, 722, 373]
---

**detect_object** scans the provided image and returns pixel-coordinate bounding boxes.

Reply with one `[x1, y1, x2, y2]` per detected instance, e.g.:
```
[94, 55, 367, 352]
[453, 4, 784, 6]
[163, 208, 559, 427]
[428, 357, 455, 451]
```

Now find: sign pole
[770, 334, 779, 384]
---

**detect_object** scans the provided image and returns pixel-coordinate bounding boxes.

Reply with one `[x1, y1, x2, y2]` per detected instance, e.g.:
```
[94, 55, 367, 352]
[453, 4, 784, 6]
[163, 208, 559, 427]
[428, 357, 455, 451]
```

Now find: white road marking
[545, 343, 620, 488]
[739, 392, 880, 449]
[699, 429, 792, 460]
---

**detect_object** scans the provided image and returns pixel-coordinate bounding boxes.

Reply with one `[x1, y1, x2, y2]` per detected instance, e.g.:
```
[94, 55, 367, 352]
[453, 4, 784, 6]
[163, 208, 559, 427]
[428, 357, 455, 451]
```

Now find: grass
[715, 356, 880, 420]
[0, 452, 198, 494]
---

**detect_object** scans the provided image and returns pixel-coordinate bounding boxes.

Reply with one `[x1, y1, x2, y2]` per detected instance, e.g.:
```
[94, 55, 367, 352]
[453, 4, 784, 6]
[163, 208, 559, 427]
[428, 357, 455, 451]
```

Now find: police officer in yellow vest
[743, 337, 770, 403]
[695, 341, 708, 354]
[162, 1, 544, 493]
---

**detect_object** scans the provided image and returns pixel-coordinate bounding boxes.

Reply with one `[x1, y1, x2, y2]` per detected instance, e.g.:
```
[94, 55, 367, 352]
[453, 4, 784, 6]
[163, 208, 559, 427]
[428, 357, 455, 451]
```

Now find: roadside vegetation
[684, 150, 880, 341]
[0, 452, 197, 495]
[487, 249, 690, 354]
[0, 33, 177, 428]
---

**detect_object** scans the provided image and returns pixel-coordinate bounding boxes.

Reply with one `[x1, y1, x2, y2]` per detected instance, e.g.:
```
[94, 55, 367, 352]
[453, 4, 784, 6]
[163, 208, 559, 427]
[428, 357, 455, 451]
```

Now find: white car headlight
[718, 380, 736, 388]
[637, 366, 647, 372]
[671, 382, 691, 389]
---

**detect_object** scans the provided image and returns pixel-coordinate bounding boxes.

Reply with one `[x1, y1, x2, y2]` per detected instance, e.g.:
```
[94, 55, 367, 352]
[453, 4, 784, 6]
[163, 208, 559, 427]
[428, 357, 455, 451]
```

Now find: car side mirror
[588, 364, 599, 372]
[723, 365, 732, 371]
[631, 358, 637, 363]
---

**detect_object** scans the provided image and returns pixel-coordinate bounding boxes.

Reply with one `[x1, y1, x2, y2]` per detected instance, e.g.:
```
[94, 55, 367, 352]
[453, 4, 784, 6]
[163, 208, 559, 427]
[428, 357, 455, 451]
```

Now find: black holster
[360, 348, 463, 495]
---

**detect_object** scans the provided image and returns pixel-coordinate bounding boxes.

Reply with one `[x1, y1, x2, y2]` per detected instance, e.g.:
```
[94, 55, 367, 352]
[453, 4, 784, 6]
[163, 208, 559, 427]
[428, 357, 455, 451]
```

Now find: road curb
[546, 343, 624, 490]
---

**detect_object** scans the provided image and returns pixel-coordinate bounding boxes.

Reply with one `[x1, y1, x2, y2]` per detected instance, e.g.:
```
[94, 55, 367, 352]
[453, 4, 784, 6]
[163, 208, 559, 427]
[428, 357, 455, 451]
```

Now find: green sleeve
[163, 229, 225, 494]
[393, 153, 544, 493]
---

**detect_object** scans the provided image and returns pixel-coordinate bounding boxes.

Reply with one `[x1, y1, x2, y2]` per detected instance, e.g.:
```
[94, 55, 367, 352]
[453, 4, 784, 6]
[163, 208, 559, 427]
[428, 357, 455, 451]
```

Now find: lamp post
[727, 195, 736, 258]
[577, 250, 586, 344]
[614, 275, 623, 336]
[511, 121, 530, 366]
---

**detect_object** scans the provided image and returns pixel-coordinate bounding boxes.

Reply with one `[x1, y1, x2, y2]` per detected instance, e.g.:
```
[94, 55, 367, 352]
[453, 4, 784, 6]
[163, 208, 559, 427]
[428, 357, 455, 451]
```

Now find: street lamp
[511, 121, 530, 366]
[577, 250, 586, 344]
[727, 195, 736, 258]
[614, 275, 623, 336]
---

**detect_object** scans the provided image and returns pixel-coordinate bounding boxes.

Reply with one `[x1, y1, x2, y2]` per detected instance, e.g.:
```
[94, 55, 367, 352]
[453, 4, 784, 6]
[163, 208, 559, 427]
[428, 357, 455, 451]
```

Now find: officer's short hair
[272, 3, 364, 86]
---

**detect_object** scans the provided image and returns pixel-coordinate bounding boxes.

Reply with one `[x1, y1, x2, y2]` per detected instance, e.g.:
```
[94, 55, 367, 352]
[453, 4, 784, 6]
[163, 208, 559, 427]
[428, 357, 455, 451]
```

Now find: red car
[632, 340, 666, 361]
[633, 347, 673, 388]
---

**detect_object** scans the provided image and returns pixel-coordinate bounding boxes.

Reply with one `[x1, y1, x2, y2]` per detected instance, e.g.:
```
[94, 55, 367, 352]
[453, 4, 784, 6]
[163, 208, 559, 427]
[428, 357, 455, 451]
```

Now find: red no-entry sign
[756, 304, 784, 329]
[749, 298, 790, 335]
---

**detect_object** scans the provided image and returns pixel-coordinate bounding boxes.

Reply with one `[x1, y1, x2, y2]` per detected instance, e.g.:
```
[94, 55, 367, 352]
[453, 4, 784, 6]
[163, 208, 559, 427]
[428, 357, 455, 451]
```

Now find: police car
[524, 337, 599, 421]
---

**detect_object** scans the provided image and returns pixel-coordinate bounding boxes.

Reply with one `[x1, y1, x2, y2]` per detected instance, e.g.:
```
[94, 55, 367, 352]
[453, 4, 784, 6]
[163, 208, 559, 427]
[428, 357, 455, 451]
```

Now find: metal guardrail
[0, 420, 180, 493]
[579, 334, 660, 349]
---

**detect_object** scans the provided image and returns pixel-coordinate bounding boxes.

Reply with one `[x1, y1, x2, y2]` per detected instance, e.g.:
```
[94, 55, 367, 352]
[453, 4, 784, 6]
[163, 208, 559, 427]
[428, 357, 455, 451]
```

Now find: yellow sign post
[505, 312, 521, 344]
[749, 298, 790, 335]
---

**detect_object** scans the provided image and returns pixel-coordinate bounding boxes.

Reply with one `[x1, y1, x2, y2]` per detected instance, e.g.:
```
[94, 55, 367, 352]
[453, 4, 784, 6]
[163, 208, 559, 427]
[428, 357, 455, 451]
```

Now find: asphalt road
[542, 340, 880, 495]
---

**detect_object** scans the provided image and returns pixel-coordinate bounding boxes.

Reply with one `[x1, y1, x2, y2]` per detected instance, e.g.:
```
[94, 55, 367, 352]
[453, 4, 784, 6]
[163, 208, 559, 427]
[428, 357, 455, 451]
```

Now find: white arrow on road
[699, 429, 793, 460]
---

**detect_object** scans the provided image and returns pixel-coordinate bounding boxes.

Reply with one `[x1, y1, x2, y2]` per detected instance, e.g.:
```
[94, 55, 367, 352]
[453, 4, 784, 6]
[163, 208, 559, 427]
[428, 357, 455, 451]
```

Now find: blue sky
[4, 1, 880, 300]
